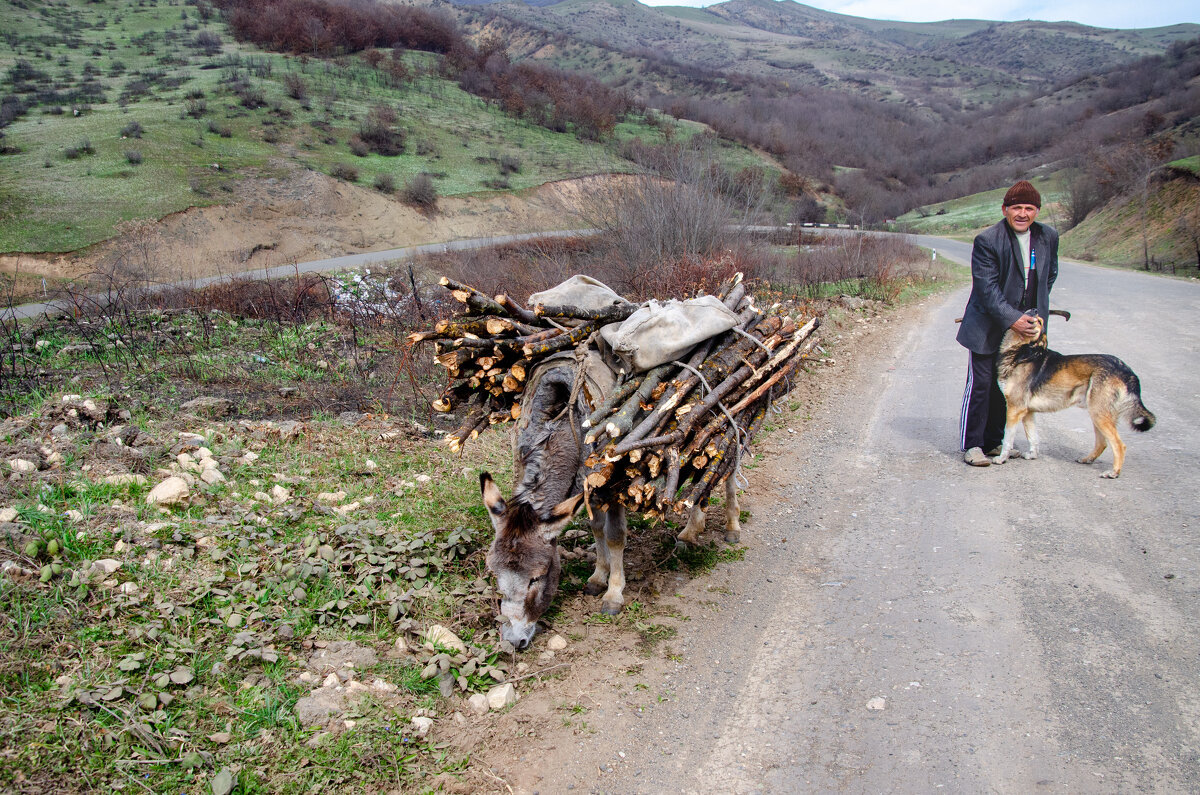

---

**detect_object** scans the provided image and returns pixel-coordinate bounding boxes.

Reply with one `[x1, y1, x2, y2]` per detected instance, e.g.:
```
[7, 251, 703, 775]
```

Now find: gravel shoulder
[479, 262, 1200, 794]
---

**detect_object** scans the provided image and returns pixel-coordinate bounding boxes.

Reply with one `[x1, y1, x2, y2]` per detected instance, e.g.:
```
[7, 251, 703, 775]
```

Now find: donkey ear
[480, 472, 507, 522]
[541, 492, 585, 541]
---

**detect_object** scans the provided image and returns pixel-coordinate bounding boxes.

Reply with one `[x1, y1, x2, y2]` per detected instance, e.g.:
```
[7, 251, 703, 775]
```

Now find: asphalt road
[550, 249, 1199, 793]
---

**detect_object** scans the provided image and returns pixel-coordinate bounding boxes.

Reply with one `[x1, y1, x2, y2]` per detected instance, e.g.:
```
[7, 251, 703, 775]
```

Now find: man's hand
[1010, 315, 1039, 338]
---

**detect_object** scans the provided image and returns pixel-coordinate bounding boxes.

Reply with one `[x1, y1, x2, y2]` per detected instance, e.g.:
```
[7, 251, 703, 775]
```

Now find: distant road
[0, 228, 1036, 322]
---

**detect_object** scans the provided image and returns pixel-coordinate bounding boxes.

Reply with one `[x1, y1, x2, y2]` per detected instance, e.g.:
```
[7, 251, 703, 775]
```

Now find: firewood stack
[410, 274, 820, 518]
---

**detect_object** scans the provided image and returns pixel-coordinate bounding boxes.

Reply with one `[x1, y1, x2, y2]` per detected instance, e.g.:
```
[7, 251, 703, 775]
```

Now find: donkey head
[480, 472, 583, 650]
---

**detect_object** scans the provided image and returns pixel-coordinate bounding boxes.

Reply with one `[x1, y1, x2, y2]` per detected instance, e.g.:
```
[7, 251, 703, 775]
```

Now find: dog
[993, 314, 1155, 478]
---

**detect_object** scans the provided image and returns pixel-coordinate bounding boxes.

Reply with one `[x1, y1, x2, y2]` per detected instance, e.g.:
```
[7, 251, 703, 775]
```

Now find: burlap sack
[527, 275, 626, 312]
[598, 296, 739, 374]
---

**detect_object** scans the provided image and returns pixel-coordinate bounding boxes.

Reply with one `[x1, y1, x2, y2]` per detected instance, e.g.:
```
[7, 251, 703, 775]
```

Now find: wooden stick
[534, 303, 638, 324]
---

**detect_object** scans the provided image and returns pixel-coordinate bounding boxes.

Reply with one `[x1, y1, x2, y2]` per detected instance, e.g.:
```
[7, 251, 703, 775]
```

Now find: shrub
[330, 163, 358, 182]
[124, 149, 143, 164]
[358, 104, 404, 156]
[283, 72, 307, 101]
[347, 135, 369, 157]
[402, 173, 437, 209]
[373, 173, 395, 193]
[120, 120, 144, 138]
[499, 153, 522, 175]
[207, 120, 232, 138]
[185, 98, 207, 118]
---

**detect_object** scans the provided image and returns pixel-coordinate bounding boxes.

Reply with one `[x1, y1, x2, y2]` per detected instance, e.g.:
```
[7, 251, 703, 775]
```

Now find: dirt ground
[0, 164, 621, 294]
[432, 301, 906, 794]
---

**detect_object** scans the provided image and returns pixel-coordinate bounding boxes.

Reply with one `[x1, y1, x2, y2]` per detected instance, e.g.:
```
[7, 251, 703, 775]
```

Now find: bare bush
[402, 173, 437, 209]
[573, 146, 771, 279]
[330, 162, 358, 182]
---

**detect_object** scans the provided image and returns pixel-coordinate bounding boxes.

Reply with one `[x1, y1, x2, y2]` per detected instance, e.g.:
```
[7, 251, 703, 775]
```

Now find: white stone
[241, 451, 259, 464]
[332, 501, 361, 515]
[64, 509, 84, 523]
[0, 507, 18, 523]
[423, 625, 467, 654]
[8, 459, 37, 474]
[322, 673, 340, 689]
[370, 679, 398, 694]
[410, 716, 433, 738]
[118, 582, 139, 595]
[196, 447, 215, 460]
[485, 683, 517, 711]
[317, 491, 347, 503]
[467, 693, 490, 716]
[200, 468, 226, 485]
[270, 485, 290, 504]
[364, 459, 378, 471]
[146, 476, 190, 506]
[414, 474, 432, 483]
[92, 559, 122, 575]
[546, 634, 568, 651]
[113, 539, 131, 554]
[866, 697, 887, 711]
[296, 672, 320, 687]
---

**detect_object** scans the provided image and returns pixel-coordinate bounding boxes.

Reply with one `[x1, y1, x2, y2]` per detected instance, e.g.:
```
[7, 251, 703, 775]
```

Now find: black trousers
[960, 350, 1007, 452]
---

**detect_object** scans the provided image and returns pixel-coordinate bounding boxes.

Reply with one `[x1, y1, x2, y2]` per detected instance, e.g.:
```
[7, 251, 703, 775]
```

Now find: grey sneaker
[963, 447, 991, 467]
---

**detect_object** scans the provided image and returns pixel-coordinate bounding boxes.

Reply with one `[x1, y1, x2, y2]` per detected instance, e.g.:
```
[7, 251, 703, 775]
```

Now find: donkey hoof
[723, 531, 740, 545]
[600, 601, 623, 616]
[583, 581, 605, 597]
[674, 538, 696, 552]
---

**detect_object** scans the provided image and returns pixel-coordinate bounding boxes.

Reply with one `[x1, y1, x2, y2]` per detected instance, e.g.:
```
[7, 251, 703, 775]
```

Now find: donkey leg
[601, 505, 627, 615]
[723, 476, 742, 544]
[583, 509, 610, 597]
[676, 499, 707, 547]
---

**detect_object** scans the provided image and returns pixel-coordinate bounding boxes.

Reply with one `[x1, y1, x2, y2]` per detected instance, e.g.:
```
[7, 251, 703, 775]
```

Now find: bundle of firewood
[409, 274, 819, 518]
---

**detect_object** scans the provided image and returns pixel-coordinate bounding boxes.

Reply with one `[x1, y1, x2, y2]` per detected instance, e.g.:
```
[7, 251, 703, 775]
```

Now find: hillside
[470, 0, 1199, 106]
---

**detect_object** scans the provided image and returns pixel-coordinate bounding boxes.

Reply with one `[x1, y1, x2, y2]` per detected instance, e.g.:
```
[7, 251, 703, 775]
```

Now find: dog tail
[1131, 401, 1156, 432]
[1124, 372, 1156, 432]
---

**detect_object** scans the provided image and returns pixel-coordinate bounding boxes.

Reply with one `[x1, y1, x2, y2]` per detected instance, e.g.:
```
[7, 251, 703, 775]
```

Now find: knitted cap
[1003, 180, 1041, 208]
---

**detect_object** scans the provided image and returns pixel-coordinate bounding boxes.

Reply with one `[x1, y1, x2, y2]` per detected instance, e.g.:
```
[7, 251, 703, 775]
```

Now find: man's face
[1003, 203, 1039, 233]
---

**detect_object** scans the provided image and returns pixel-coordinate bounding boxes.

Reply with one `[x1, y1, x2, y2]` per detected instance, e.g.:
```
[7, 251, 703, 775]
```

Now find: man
[957, 180, 1059, 466]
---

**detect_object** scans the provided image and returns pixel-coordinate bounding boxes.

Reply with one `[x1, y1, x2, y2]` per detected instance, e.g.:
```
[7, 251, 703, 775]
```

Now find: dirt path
[469, 262, 1200, 793]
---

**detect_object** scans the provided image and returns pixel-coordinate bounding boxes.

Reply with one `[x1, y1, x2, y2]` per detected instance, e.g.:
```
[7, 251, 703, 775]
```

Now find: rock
[51, 423, 69, 437]
[270, 485, 290, 504]
[423, 625, 467, 654]
[414, 474, 432, 484]
[486, 683, 517, 711]
[332, 501, 361, 516]
[370, 679, 397, 694]
[113, 539, 132, 554]
[307, 641, 378, 673]
[467, 693, 490, 716]
[294, 690, 344, 728]
[546, 634, 568, 652]
[295, 672, 320, 687]
[64, 509, 84, 523]
[0, 508, 17, 523]
[196, 447, 215, 460]
[92, 559, 122, 575]
[118, 582, 138, 595]
[364, 459, 378, 472]
[410, 716, 433, 739]
[179, 397, 233, 417]
[200, 468, 225, 485]
[104, 473, 147, 487]
[322, 673, 340, 689]
[240, 451, 259, 465]
[8, 459, 37, 474]
[317, 491, 347, 503]
[866, 697, 887, 711]
[146, 477, 189, 506]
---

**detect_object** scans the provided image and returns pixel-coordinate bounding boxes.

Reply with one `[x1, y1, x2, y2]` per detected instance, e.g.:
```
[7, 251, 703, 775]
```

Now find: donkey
[481, 357, 741, 650]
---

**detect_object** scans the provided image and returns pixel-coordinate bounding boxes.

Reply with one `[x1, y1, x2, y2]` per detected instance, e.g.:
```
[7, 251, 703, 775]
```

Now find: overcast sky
[637, 0, 1200, 30]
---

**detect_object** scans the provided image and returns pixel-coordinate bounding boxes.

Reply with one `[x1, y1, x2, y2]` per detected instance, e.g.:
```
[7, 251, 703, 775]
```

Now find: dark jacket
[956, 219, 1059, 354]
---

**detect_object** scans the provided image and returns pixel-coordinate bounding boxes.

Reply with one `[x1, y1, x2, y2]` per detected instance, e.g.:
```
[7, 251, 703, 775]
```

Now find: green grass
[895, 173, 1066, 235]
[0, 0, 774, 257]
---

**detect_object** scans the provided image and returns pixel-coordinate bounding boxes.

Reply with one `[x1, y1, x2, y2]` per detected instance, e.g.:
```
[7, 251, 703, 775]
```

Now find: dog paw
[1022, 451, 1037, 460]
[1101, 470, 1120, 479]
[1076, 456, 1095, 465]
[991, 456, 1008, 465]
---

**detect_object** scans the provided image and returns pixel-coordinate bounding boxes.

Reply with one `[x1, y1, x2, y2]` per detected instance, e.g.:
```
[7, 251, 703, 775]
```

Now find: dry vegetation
[0, 212, 940, 792]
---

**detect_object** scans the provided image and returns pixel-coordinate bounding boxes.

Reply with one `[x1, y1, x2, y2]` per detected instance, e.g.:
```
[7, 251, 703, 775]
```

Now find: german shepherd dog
[993, 314, 1155, 478]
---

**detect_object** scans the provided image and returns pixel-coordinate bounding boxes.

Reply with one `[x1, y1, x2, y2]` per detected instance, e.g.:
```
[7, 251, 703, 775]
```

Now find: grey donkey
[481, 358, 742, 650]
